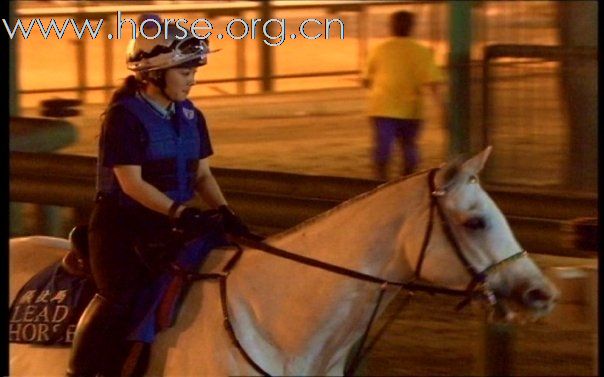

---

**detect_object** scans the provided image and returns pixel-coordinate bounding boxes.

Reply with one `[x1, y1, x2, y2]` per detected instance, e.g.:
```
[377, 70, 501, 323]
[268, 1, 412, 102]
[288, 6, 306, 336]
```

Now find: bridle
[173, 167, 528, 376]
[413, 168, 528, 311]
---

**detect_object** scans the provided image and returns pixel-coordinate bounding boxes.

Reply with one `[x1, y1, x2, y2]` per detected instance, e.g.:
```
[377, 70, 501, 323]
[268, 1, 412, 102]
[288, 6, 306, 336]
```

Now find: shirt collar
[137, 91, 176, 119]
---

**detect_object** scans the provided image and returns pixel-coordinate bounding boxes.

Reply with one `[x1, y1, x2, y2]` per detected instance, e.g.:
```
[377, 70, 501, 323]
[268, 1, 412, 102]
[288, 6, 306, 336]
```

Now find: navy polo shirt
[100, 97, 213, 168]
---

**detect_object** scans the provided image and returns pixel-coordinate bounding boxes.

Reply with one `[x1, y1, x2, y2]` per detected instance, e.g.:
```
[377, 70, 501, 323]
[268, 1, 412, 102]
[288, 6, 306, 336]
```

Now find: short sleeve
[195, 109, 214, 159]
[100, 105, 146, 167]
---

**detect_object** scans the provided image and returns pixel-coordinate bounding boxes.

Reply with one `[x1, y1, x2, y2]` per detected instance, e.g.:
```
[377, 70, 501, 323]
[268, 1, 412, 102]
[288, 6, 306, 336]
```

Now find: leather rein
[172, 167, 527, 376]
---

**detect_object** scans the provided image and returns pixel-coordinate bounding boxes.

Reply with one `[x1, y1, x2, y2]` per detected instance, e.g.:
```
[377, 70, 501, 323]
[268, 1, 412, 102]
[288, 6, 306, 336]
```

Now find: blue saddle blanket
[127, 233, 228, 343]
[9, 261, 96, 345]
[9, 233, 227, 346]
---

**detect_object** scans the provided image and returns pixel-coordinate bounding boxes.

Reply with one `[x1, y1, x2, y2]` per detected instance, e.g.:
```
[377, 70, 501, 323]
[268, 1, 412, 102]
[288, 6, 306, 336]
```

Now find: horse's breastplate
[97, 97, 201, 207]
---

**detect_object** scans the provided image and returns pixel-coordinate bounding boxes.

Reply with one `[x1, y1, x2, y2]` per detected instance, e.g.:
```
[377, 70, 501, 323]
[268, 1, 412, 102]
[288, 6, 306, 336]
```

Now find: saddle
[61, 225, 91, 277]
[59, 225, 207, 334]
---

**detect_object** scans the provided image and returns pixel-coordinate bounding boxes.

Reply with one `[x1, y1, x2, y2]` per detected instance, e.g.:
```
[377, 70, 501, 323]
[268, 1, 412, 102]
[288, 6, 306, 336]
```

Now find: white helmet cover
[126, 24, 211, 72]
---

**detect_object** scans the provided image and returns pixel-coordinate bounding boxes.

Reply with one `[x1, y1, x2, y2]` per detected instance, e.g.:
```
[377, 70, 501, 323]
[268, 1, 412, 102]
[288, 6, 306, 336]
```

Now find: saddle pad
[9, 260, 96, 345]
[127, 232, 229, 343]
[9, 232, 228, 347]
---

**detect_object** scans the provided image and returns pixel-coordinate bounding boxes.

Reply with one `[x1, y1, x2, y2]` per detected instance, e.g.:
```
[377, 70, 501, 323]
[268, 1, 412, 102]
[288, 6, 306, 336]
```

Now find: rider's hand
[218, 205, 251, 237]
[174, 207, 223, 238]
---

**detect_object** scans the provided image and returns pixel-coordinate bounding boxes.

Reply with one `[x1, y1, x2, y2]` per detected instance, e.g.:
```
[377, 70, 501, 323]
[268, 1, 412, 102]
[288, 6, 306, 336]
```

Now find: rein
[175, 168, 527, 376]
[169, 246, 272, 376]
[225, 236, 525, 376]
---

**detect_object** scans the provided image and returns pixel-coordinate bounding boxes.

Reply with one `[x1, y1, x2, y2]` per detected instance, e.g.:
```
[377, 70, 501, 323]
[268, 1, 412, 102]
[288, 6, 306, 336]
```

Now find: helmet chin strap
[145, 70, 177, 104]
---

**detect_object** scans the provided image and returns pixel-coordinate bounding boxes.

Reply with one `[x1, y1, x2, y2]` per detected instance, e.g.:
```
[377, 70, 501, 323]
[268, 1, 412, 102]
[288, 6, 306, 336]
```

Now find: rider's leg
[66, 294, 131, 377]
[67, 199, 151, 377]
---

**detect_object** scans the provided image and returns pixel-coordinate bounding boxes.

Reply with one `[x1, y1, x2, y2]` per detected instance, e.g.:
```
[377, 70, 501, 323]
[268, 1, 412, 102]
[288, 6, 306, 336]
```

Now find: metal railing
[481, 44, 598, 190]
[10, 151, 598, 257]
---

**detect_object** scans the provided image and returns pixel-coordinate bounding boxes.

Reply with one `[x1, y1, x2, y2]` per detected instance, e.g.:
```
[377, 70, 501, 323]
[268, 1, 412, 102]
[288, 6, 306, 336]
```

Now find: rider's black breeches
[68, 197, 168, 377]
[88, 197, 153, 303]
[67, 293, 131, 377]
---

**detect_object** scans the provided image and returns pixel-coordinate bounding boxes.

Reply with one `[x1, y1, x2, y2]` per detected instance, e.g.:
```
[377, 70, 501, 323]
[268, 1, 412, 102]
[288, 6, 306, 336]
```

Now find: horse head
[398, 147, 559, 321]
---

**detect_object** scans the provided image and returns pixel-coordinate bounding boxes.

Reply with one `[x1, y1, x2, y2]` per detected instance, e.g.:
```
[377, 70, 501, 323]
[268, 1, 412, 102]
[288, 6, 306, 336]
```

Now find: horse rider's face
[164, 67, 197, 102]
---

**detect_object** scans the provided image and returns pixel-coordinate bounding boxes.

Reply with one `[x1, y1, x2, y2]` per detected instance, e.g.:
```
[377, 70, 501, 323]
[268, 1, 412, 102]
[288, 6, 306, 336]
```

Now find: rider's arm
[102, 106, 182, 217]
[186, 109, 228, 211]
[193, 158, 227, 210]
[113, 165, 179, 216]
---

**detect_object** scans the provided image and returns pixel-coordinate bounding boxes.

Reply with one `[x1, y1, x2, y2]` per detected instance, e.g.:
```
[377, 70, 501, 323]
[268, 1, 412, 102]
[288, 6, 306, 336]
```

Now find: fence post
[10, 203, 24, 236]
[103, 13, 114, 104]
[9, 0, 19, 116]
[75, 22, 88, 103]
[557, 2, 597, 191]
[479, 313, 516, 376]
[357, 5, 369, 74]
[32, 205, 65, 237]
[448, 1, 472, 156]
[259, 0, 274, 92]
[235, 10, 247, 95]
[586, 266, 598, 375]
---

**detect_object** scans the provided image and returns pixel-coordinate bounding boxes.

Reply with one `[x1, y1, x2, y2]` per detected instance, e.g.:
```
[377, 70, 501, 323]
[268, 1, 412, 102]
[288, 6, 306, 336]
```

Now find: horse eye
[463, 217, 486, 230]
[468, 175, 478, 184]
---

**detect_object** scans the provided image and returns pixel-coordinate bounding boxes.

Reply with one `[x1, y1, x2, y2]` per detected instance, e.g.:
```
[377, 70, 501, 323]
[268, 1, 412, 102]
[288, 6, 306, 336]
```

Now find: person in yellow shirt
[364, 10, 447, 180]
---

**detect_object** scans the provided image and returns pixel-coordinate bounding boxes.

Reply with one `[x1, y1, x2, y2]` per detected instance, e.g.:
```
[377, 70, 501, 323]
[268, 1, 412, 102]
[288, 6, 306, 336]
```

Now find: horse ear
[435, 156, 463, 189]
[462, 146, 493, 175]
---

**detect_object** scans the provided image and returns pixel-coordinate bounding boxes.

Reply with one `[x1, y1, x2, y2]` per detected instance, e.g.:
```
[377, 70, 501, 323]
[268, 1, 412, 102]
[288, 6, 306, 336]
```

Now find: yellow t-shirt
[365, 38, 445, 119]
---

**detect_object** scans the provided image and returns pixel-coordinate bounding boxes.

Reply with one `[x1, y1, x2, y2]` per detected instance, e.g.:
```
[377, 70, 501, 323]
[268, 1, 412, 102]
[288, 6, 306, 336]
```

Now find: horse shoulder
[147, 246, 255, 376]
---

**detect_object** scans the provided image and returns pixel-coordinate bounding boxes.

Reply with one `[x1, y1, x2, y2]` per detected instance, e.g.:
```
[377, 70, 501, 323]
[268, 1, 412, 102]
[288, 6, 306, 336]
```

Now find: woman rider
[67, 21, 250, 377]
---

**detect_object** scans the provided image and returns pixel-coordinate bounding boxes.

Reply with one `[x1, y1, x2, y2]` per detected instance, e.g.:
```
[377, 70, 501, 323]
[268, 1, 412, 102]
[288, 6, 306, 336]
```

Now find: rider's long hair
[97, 75, 145, 137]
[99, 75, 147, 124]
[107, 75, 144, 109]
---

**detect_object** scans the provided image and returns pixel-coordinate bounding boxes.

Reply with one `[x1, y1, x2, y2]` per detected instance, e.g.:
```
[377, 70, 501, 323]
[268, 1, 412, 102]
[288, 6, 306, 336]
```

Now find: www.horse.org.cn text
[2, 11, 345, 47]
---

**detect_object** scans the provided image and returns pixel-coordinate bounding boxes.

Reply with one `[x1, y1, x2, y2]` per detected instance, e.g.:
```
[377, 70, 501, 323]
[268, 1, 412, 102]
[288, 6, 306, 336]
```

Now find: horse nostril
[523, 288, 553, 308]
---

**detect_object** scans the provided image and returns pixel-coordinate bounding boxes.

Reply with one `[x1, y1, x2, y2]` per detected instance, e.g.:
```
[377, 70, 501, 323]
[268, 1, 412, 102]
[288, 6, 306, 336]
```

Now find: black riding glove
[174, 207, 223, 239]
[218, 205, 251, 237]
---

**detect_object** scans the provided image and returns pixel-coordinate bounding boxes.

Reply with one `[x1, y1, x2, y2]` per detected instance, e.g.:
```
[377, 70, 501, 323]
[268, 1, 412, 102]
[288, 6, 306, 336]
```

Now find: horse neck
[219, 174, 427, 375]
[229, 174, 430, 374]
[269, 173, 428, 280]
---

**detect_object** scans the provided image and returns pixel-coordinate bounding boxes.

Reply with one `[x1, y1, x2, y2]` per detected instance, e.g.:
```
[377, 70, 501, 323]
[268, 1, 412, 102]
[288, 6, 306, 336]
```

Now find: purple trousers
[372, 117, 422, 178]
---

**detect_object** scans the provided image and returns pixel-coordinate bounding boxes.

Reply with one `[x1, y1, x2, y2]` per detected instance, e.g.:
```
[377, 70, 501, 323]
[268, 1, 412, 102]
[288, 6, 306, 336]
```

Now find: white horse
[9, 147, 558, 376]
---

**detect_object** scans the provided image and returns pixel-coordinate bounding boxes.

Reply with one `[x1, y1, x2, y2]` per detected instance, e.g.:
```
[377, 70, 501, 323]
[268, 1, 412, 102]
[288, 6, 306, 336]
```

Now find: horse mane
[270, 169, 431, 241]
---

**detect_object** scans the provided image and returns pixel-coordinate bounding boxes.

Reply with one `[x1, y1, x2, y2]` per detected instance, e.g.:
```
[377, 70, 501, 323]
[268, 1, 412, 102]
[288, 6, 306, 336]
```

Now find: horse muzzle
[521, 284, 559, 312]
[493, 280, 560, 323]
